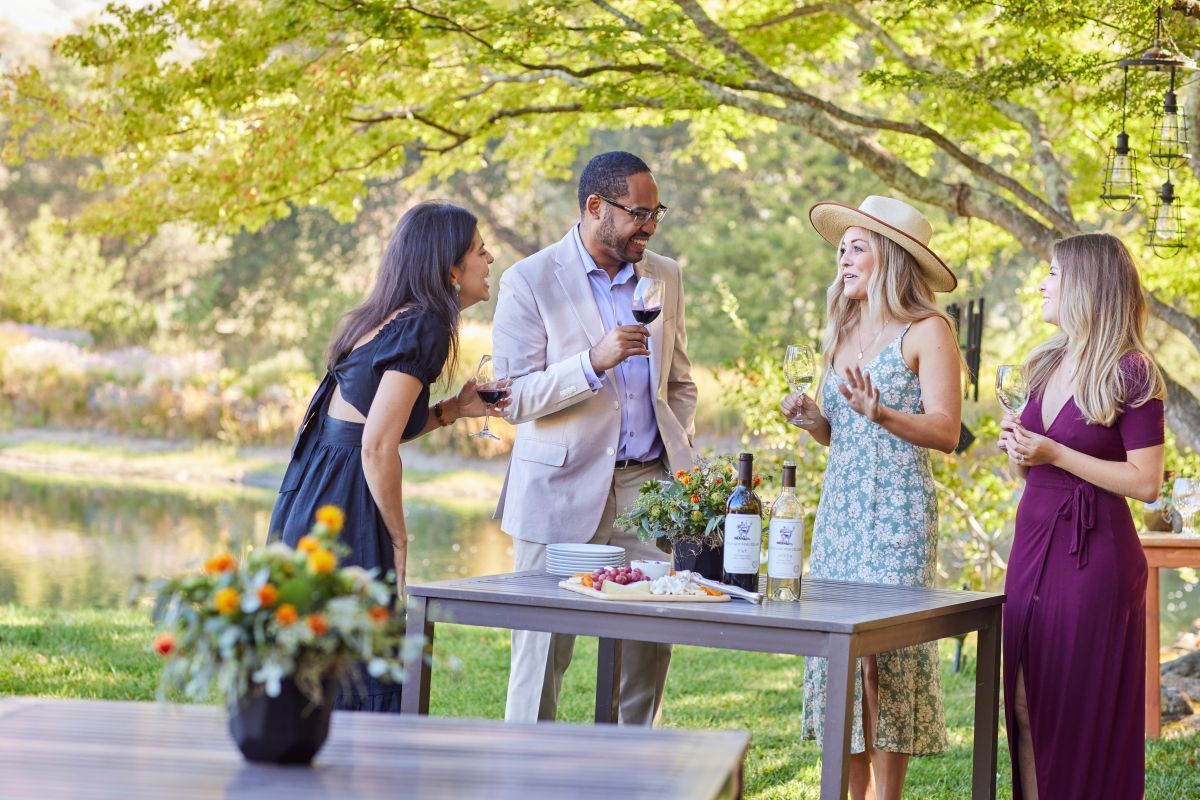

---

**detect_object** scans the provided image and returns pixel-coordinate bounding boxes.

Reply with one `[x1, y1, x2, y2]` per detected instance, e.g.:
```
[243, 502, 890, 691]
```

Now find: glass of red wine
[470, 355, 508, 441]
[631, 276, 664, 357]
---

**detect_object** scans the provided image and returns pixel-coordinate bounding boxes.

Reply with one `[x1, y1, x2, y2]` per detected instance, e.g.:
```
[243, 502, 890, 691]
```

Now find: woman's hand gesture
[838, 366, 882, 422]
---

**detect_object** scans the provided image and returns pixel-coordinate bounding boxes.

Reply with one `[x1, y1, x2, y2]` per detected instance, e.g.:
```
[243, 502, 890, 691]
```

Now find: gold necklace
[856, 322, 887, 361]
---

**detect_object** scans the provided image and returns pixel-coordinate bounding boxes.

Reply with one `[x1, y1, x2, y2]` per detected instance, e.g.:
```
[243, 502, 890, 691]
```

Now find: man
[493, 151, 697, 726]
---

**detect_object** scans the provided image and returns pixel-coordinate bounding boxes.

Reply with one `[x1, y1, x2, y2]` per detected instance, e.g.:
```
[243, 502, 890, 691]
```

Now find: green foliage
[0, 206, 154, 344]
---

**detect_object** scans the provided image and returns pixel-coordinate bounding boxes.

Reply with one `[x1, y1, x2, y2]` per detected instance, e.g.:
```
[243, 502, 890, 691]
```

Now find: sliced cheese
[599, 579, 652, 596]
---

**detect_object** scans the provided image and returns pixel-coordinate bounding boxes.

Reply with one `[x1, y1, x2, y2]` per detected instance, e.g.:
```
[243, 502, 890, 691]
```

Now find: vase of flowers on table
[147, 505, 414, 765]
[616, 455, 760, 581]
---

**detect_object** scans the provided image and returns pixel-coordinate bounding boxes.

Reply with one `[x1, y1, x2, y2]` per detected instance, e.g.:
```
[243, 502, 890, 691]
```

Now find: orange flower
[692, 466, 701, 472]
[204, 553, 236, 575]
[307, 614, 329, 636]
[257, 583, 278, 607]
[753, 476, 762, 487]
[675, 469, 687, 479]
[681, 475, 691, 486]
[690, 493, 701, 504]
[315, 505, 345, 534]
[368, 606, 390, 624]
[308, 549, 336, 574]
[714, 476, 723, 485]
[275, 604, 298, 626]
[297, 536, 320, 554]
[214, 587, 241, 615]
[153, 633, 176, 656]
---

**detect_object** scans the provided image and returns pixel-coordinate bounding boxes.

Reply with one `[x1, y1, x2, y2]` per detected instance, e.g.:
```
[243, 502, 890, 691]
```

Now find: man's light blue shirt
[572, 225, 663, 463]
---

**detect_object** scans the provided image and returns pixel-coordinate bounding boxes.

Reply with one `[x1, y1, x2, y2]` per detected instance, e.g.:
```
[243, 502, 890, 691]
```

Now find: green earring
[452, 282, 461, 294]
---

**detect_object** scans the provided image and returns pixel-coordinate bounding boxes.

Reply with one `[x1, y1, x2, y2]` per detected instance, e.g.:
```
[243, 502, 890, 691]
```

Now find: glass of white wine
[1174, 477, 1200, 538]
[783, 345, 816, 427]
[995, 364, 1029, 415]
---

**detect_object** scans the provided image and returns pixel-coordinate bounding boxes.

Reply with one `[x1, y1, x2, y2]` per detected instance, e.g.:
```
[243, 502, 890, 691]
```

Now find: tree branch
[740, 4, 838, 31]
[1165, 368, 1200, 452]
[1148, 291, 1200, 355]
[833, 2, 1078, 232]
[697, 79, 1061, 255]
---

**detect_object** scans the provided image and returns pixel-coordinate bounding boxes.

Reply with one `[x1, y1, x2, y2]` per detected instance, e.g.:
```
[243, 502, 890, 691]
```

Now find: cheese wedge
[599, 580, 652, 596]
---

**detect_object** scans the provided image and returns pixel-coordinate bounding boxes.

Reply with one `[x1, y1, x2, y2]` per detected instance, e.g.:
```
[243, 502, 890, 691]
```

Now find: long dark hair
[326, 201, 475, 374]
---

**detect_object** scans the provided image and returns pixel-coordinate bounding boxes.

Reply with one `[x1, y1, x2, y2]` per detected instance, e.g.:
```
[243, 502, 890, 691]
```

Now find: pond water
[1, 469, 1197, 651]
[0, 470, 513, 609]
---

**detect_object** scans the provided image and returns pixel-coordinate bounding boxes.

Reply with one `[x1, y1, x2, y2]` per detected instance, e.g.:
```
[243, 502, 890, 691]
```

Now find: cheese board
[557, 579, 731, 603]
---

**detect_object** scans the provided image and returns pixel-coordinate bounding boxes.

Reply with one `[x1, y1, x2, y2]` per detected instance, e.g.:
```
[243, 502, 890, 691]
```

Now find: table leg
[818, 639, 856, 800]
[594, 637, 622, 724]
[400, 596, 434, 715]
[1145, 566, 1161, 738]
[972, 612, 1001, 799]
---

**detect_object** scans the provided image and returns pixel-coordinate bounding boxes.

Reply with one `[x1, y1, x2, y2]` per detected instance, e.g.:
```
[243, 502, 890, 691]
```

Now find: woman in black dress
[268, 201, 507, 711]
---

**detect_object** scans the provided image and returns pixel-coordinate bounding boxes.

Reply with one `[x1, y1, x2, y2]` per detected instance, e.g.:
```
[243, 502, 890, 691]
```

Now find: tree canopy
[3, 0, 1200, 445]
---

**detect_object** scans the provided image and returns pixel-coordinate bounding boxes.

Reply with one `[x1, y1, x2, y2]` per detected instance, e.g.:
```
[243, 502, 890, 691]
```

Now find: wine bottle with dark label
[767, 460, 804, 601]
[722, 452, 762, 592]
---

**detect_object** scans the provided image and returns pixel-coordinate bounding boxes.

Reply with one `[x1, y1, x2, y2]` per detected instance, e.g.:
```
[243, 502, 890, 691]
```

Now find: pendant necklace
[857, 322, 887, 361]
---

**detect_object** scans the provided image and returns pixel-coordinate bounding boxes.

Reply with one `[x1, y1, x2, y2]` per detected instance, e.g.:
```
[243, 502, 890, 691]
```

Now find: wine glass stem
[481, 412, 490, 435]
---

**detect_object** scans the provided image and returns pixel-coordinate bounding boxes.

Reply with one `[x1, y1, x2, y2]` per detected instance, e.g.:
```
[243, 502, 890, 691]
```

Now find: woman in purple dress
[1000, 232, 1165, 799]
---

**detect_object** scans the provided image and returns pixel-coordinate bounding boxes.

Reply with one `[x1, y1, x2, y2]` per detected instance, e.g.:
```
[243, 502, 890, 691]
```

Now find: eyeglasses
[597, 195, 669, 226]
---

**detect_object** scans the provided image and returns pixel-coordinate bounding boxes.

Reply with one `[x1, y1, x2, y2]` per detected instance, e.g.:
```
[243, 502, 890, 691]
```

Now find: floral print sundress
[799, 324, 949, 756]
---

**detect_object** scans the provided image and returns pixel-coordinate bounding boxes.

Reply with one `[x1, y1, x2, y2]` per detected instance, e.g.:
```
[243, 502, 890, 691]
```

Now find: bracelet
[433, 400, 449, 426]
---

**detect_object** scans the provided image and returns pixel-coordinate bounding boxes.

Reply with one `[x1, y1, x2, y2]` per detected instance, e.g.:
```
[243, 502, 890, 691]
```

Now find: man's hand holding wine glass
[589, 324, 651, 372]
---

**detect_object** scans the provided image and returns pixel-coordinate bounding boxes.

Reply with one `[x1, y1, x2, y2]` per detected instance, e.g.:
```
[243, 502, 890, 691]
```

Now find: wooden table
[0, 696, 749, 799]
[403, 571, 1005, 800]
[1141, 533, 1200, 738]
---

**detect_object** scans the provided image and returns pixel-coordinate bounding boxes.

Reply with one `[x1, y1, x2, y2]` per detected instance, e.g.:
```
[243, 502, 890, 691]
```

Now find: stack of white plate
[545, 543, 625, 577]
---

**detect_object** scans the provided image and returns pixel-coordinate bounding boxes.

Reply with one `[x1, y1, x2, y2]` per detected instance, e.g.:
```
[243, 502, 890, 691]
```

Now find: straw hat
[808, 196, 957, 293]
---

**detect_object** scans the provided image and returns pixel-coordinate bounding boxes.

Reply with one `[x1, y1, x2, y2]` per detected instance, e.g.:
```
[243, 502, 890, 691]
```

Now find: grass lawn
[2, 605, 1197, 798]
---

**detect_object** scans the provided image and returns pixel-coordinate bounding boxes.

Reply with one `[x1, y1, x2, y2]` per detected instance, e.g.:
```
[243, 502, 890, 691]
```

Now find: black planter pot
[228, 677, 335, 764]
[672, 538, 724, 581]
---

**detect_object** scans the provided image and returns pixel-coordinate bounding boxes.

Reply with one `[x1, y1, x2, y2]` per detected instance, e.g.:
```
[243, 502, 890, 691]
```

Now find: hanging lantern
[1147, 179, 1185, 257]
[1150, 67, 1191, 168]
[1101, 68, 1142, 211]
[1101, 131, 1142, 212]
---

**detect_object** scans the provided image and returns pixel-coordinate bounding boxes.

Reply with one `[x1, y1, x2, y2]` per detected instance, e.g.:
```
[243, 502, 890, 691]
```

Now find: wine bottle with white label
[767, 460, 804, 601]
[722, 452, 762, 592]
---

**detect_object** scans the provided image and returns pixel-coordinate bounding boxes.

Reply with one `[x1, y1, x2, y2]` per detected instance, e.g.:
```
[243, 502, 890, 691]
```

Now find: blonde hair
[816, 228, 959, 398]
[1024, 232, 1164, 426]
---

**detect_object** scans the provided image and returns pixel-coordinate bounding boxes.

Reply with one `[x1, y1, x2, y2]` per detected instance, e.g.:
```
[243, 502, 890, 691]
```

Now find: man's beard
[598, 213, 647, 263]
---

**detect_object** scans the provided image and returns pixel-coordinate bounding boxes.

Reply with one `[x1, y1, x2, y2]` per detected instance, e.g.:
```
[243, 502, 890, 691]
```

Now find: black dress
[268, 309, 450, 712]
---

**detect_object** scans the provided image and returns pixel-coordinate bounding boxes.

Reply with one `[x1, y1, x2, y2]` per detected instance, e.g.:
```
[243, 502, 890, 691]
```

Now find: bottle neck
[778, 487, 797, 498]
[738, 460, 753, 487]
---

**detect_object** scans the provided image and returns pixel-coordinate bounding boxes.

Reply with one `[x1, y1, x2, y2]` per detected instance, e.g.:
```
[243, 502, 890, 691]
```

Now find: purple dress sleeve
[1116, 352, 1164, 452]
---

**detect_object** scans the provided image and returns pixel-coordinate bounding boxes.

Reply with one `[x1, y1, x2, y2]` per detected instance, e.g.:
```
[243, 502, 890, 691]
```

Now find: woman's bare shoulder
[906, 315, 956, 348]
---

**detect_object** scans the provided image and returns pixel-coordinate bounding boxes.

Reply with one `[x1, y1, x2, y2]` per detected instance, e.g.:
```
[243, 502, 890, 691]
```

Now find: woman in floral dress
[782, 196, 962, 800]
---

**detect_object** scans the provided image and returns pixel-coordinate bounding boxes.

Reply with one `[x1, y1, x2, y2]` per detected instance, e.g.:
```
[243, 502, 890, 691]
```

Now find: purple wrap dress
[1003, 354, 1164, 799]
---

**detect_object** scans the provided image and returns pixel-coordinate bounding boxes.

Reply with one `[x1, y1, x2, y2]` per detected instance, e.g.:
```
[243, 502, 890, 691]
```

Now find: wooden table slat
[0, 698, 749, 800]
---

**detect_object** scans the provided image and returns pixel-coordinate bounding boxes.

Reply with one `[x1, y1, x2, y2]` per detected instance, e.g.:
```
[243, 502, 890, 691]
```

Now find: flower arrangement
[148, 505, 411, 706]
[616, 455, 762, 547]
